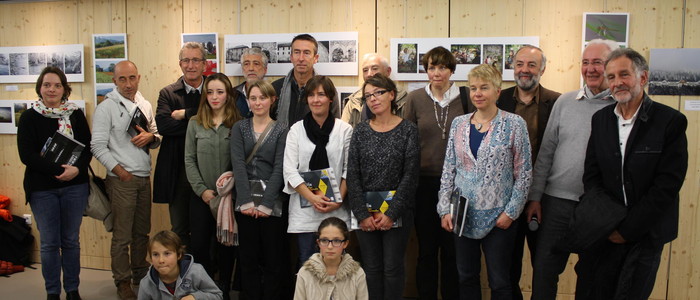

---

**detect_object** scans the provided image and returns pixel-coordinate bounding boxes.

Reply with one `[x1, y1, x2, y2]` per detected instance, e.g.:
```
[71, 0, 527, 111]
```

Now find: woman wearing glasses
[294, 217, 368, 300]
[437, 64, 532, 300]
[347, 74, 420, 299]
[403, 46, 467, 300]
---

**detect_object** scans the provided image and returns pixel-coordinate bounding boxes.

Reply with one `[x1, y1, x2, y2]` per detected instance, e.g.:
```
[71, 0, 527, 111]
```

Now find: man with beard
[495, 45, 561, 300]
[234, 47, 268, 118]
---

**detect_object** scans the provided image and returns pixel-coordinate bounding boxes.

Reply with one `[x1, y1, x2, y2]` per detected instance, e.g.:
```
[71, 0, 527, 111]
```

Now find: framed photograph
[397, 43, 418, 74]
[483, 44, 504, 72]
[504, 44, 523, 70]
[182, 33, 219, 75]
[582, 12, 629, 54]
[0, 100, 85, 134]
[94, 34, 127, 59]
[451, 44, 481, 65]
[0, 44, 84, 83]
[336, 86, 358, 114]
[649, 48, 700, 96]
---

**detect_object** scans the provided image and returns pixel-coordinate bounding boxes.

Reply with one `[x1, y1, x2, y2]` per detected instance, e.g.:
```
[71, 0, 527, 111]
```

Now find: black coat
[583, 94, 688, 246]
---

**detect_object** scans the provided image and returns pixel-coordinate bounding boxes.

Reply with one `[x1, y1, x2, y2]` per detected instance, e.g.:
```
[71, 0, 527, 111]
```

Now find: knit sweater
[403, 88, 466, 176]
[529, 86, 615, 202]
[347, 120, 420, 221]
[294, 253, 368, 300]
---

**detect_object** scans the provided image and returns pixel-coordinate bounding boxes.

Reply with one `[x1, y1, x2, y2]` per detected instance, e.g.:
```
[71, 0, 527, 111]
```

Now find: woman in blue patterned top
[437, 64, 532, 300]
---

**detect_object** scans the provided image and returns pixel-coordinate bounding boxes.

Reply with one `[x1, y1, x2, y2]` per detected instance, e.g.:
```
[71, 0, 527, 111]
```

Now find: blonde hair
[468, 64, 502, 89]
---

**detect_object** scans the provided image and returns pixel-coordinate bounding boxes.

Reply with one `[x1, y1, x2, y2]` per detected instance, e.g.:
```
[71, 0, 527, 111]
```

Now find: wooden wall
[0, 0, 697, 299]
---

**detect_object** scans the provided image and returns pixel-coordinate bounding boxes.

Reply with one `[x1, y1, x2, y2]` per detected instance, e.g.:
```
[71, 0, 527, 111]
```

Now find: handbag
[84, 165, 113, 232]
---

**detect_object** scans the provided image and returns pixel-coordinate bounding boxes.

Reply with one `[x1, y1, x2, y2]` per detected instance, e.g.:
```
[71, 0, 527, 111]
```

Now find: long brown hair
[196, 73, 242, 129]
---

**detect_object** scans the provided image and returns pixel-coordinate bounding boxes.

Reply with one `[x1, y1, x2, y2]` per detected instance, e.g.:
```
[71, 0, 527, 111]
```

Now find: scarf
[303, 111, 334, 170]
[216, 171, 238, 246]
[276, 69, 296, 128]
[32, 99, 79, 138]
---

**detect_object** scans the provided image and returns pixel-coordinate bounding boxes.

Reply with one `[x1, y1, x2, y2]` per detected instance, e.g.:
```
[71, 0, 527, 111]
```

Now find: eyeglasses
[318, 238, 346, 247]
[362, 90, 389, 101]
[180, 58, 205, 64]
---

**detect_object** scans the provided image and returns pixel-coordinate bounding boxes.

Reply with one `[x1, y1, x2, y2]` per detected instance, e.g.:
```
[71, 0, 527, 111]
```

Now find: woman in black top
[17, 67, 92, 300]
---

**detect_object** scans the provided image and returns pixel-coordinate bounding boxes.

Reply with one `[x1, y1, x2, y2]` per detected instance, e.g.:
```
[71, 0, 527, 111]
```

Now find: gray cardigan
[230, 118, 288, 210]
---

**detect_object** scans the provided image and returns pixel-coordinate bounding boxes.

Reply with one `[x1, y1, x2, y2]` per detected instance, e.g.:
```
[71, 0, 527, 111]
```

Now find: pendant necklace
[472, 110, 498, 132]
[433, 101, 449, 139]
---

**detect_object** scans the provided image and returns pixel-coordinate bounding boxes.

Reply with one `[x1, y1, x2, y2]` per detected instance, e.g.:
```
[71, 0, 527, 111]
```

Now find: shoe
[47, 294, 60, 300]
[117, 280, 137, 300]
[66, 291, 82, 300]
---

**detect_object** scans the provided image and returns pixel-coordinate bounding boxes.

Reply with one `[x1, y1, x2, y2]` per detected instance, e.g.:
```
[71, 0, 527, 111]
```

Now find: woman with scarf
[184, 73, 243, 300]
[347, 74, 420, 299]
[283, 76, 353, 267]
[230, 80, 289, 299]
[17, 67, 92, 300]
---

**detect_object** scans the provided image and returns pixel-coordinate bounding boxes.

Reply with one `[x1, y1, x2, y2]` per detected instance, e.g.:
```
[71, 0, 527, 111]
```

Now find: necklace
[471, 110, 498, 132]
[433, 102, 449, 139]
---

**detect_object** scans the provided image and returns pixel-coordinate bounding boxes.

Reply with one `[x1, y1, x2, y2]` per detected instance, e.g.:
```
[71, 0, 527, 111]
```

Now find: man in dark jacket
[153, 42, 206, 247]
[577, 48, 688, 299]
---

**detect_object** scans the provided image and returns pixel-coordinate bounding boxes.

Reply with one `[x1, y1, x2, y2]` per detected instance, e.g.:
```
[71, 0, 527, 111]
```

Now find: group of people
[18, 32, 687, 300]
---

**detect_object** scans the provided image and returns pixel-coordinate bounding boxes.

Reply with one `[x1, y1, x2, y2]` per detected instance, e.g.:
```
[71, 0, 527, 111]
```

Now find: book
[299, 168, 341, 208]
[349, 190, 403, 229]
[40, 130, 85, 166]
[450, 187, 468, 236]
[233, 179, 283, 217]
[126, 106, 149, 137]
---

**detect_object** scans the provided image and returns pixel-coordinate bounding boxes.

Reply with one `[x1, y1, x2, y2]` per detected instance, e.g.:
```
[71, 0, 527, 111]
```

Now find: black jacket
[583, 94, 688, 245]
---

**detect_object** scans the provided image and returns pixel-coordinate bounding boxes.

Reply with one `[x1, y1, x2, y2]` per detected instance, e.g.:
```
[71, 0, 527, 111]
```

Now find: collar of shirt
[513, 85, 540, 106]
[576, 85, 611, 101]
[425, 82, 460, 108]
[184, 78, 203, 94]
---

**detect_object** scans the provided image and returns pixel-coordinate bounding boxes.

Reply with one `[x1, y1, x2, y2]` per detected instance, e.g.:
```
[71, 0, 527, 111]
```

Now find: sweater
[283, 118, 353, 233]
[346, 120, 420, 221]
[138, 254, 222, 300]
[529, 86, 615, 202]
[17, 107, 92, 202]
[184, 117, 232, 197]
[294, 253, 368, 300]
[91, 90, 161, 177]
[403, 87, 466, 176]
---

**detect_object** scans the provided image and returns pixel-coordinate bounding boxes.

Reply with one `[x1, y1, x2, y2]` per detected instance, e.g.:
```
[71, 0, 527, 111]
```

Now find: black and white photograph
[317, 40, 330, 63]
[64, 51, 82, 74]
[225, 44, 248, 63]
[10, 53, 28, 75]
[483, 44, 504, 72]
[0, 107, 11, 123]
[48, 52, 64, 70]
[451, 44, 481, 64]
[649, 48, 700, 96]
[28, 53, 46, 75]
[251, 42, 278, 63]
[330, 40, 356, 63]
[398, 43, 418, 73]
[0, 53, 10, 75]
[504, 44, 523, 69]
[277, 42, 292, 63]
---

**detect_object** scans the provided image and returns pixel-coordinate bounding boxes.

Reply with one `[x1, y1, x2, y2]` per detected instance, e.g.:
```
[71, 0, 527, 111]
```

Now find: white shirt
[425, 83, 460, 108]
[614, 102, 641, 205]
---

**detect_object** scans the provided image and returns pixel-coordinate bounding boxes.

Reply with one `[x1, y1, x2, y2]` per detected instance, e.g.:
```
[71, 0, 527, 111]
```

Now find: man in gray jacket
[91, 60, 161, 300]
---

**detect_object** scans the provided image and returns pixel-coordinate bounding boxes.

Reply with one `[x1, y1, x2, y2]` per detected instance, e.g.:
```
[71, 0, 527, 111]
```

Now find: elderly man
[528, 39, 619, 300]
[91, 61, 161, 300]
[272, 33, 338, 128]
[576, 48, 687, 299]
[496, 45, 561, 300]
[153, 42, 207, 247]
[234, 47, 268, 118]
[341, 53, 408, 127]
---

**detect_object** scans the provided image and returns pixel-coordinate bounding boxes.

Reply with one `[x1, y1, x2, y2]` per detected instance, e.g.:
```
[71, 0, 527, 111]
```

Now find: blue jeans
[29, 183, 89, 295]
[454, 222, 518, 300]
[296, 232, 318, 269]
[355, 214, 413, 300]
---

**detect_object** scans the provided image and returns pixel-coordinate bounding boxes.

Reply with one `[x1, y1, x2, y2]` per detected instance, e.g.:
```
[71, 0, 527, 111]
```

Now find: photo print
[277, 42, 292, 63]
[0, 107, 11, 123]
[94, 35, 126, 59]
[48, 52, 64, 70]
[451, 44, 481, 64]
[251, 42, 278, 63]
[95, 60, 122, 84]
[95, 84, 115, 106]
[330, 40, 356, 63]
[64, 51, 82, 74]
[226, 45, 248, 64]
[317, 41, 330, 63]
[418, 53, 426, 73]
[649, 48, 700, 96]
[0, 44, 84, 83]
[0, 54, 9, 75]
[28, 53, 47, 75]
[10, 53, 28, 75]
[483, 44, 504, 72]
[504, 44, 523, 69]
[398, 43, 418, 73]
[182, 33, 219, 74]
[584, 13, 629, 43]
[13, 102, 28, 127]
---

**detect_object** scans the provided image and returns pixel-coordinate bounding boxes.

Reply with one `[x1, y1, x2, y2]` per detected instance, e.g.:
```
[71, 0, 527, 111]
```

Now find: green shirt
[184, 117, 232, 197]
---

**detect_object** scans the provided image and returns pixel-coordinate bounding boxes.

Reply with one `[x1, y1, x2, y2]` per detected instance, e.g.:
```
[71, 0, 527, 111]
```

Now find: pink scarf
[216, 171, 238, 246]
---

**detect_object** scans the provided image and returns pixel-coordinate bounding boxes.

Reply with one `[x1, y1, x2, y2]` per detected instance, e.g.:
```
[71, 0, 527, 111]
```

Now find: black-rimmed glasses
[317, 238, 347, 247]
[362, 90, 389, 101]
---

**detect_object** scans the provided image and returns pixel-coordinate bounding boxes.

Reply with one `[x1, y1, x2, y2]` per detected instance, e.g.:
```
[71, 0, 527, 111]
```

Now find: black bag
[0, 215, 34, 266]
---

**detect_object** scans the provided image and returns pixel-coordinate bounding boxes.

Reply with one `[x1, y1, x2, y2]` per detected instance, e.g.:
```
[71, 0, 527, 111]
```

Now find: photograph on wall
[0, 44, 84, 83]
[13, 102, 27, 127]
[0, 100, 85, 134]
[94, 34, 127, 59]
[584, 13, 629, 43]
[336, 86, 357, 113]
[418, 53, 427, 73]
[182, 33, 219, 75]
[397, 43, 418, 74]
[391, 36, 538, 81]
[96, 84, 115, 105]
[504, 44, 523, 69]
[224, 32, 358, 77]
[95, 60, 121, 84]
[0, 106, 11, 123]
[451, 44, 481, 65]
[483, 44, 504, 71]
[649, 48, 700, 96]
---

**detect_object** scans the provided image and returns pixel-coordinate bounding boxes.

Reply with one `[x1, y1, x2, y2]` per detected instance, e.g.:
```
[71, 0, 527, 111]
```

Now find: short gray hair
[514, 45, 547, 71]
[605, 48, 649, 77]
[179, 42, 206, 60]
[584, 39, 620, 55]
[240, 47, 269, 68]
[362, 53, 390, 68]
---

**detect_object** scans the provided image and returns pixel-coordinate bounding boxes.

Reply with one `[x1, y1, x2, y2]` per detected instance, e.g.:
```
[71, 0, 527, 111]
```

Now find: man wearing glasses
[153, 42, 207, 250]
